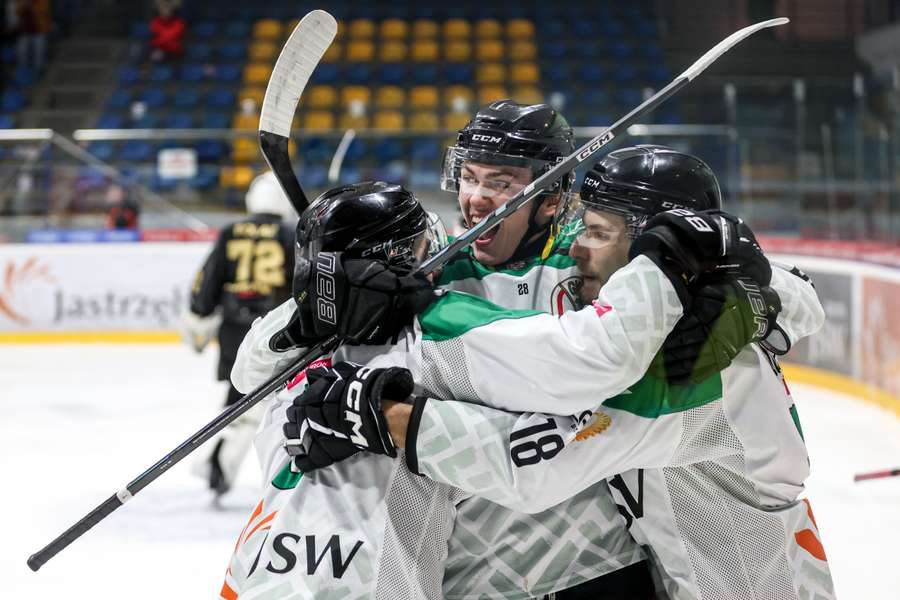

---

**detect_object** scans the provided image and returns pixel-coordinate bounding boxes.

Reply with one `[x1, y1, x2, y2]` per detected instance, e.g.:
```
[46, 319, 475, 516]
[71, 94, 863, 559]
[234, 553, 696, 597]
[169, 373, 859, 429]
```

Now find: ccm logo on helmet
[315, 253, 337, 325]
[471, 134, 503, 145]
[576, 132, 615, 161]
[582, 176, 601, 189]
[345, 368, 374, 447]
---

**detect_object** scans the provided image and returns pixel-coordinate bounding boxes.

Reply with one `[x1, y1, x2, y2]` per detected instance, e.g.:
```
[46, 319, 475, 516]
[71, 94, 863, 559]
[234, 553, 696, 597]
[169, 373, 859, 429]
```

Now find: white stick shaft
[680, 18, 789, 81]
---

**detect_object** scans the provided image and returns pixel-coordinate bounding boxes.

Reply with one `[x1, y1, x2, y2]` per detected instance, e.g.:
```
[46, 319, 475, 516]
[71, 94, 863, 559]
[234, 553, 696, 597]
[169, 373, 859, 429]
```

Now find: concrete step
[19, 109, 95, 133]
[52, 38, 129, 63]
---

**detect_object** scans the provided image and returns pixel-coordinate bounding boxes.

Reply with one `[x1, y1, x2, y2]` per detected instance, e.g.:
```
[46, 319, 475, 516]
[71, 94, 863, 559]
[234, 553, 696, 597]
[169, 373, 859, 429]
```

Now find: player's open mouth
[469, 216, 499, 247]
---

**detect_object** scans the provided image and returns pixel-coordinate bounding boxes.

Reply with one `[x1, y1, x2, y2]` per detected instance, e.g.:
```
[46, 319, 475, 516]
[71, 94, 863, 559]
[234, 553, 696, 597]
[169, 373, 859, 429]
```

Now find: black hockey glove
[650, 274, 782, 385]
[630, 209, 771, 305]
[308, 252, 436, 345]
[283, 362, 414, 472]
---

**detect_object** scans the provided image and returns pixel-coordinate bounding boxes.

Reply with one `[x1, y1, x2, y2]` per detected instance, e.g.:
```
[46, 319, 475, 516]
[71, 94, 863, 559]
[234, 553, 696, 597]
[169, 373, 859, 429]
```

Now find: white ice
[3, 344, 899, 599]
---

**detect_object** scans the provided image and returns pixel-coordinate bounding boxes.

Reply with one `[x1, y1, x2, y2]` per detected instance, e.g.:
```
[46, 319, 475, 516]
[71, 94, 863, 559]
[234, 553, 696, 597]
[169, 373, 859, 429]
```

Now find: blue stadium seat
[0, 114, 15, 129]
[207, 88, 236, 109]
[201, 112, 230, 128]
[573, 21, 597, 37]
[583, 112, 613, 127]
[186, 44, 213, 61]
[609, 42, 632, 59]
[338, 167, 362, 185]
[615, 88, 642, 107]
[377, 64, 406, 85]
[542, 42, 567, 60]
[219, 43, 246, 61]
[641, 43, 663, 60]
[12, 67, 37, 86]
[1, 44, 15, 64]
[300, 138, 334, 162]
[410, 168, 440, 188]
[96, 113, 124, 128]
[298, 165, 328, 188]
[646, 64, 669, 85]
[106, 88, 131, 109]
[313, 63, 340, 84]
[129, 115, 159, 129]
[577, 64, 604, 85]
[444, 64, 471, 85]
[121, 141, 153, 162]
[223, 21, 251, 38]
[194, 22, 219, 38]
[117, 66, 140, 85]
[195, 140, 228, 161]
[636, 19, 656, 37]
[139, 88, 167, 108]
[148, 65, 174, 82]
[584, 89, 610, 109]
[410, 140, 440, 162]
[574, 43, 603, 59]
[173, 89, 199, 109]
[346, 64, 373, 84]
[344, 139, 367, 162]
[613, 65, 638, 84]
[600, 20, 625, 36]
[1, 90, 26, 112]
[190, 165, 220, 189]
[149, 173, 180, 192]
[86, 142, 115, 161]
[655, 111, 682, 125]
[180, 64, 207, 82]
[373, 161, 409, 185]
[165, 113, 195, 128]
[543, 64, 570, 84]
[215, 64, 241, 83]
[374, 139, 405, 162]
[131, 23, 150, 39]
[413, 65, 439, 85]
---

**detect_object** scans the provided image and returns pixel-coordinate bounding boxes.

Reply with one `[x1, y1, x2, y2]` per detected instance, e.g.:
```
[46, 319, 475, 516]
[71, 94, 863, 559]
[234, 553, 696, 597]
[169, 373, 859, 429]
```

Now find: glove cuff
[404, 396, 429, 476]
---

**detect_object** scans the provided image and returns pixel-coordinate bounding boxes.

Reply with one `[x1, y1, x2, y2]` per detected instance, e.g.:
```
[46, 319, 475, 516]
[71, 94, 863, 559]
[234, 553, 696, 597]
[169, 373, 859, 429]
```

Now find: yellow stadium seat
[348, 18, 375, 38]
[305, 85, 337, 109]
[238, 87, 265, 106]
[253, 19, 282, 41]
[474, 19, 502, 38]
[375, 86, 405, 109]
[322, 43, 342, 63]
[248, 42, 278, 62]
[379, 41, 406, 62]
[507, 19, 535, 39]
[411, 40, 439, 62]
[478, 85, 508, 105]
[303, 111, 335, 131]
[510, 62, 540, 85]
[509, 41, 537, 61]
[231, 138, 260, 163]
[373, 111, 404, 130]
[220, 165, 256, 189]
[444, 85, 474, 110]
[511, 86, 543, 104]
[346, 40, 374, 62]
[340, 86, 371, 108]
[243, 63, 273, 85]
[476, 39, 504, 61]
[444, 111, 472, 130]
[231, 113, 259, 130]
[286, 18, 300, 34]
[476, 63, 506, 85]
[410, 86, 439, 109]
[412, 19, 438, 38]
[334, 20, 344, 40]
[444, 40, 471, 62]
[339, 113, 369, 129]
[409, 112, 439, 130]
[443, 18, 471, 39]
[380, 18, 408, 39]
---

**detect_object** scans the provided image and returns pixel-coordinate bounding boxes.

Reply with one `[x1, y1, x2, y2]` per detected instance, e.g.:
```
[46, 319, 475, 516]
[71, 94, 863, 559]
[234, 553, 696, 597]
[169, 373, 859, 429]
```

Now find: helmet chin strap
[502, 194, 554, 266]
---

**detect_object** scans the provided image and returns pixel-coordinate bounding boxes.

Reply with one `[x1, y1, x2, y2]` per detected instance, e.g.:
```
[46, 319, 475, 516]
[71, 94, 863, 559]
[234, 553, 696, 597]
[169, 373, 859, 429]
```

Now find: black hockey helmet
[293, 181, 430, 303]
[440, 100, 575, 196]
[565, 145, 722, 242]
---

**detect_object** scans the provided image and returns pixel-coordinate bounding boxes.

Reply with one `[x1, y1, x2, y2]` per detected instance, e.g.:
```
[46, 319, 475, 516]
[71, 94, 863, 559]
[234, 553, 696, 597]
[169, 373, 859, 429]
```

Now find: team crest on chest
[549, 276, 583, 316]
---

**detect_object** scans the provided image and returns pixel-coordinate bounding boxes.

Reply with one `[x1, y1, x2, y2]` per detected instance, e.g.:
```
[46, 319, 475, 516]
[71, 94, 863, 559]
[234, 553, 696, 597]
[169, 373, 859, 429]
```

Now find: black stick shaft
[26, 334, 339, 572]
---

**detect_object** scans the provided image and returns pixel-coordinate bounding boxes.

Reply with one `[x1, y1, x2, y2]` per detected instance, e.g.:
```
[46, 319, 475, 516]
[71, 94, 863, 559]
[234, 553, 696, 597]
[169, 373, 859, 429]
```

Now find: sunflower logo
[0, 258, 57, 326]
[574, 411, 612, 441]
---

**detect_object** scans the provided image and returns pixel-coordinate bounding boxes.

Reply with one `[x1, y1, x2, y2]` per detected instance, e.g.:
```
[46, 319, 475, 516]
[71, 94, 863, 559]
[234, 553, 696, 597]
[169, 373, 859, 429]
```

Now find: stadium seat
[511, 86, 542, 104]
[444, 40, 471, 62]
[148, 65, 174, 82]
[379, 41, 406, 62]
[231, 113, 258, 129]
[166, 113, 195, 128]
[647, 64, 670, 85]
[510, 63, 540, 85]
[340, 86, 371, 108]
[121, 141, 153, 162]
[195, 140, 227, 162]
[186, 43, 212, 61]
[411, 139, 441, 160]
[116, 67, 140, 85]
[410, 86, 439, 110]
[444, 111, 472, 130]
[86, 141, 114, 160]
[96, 113, 123, 129]
[238, 87, 265, 106]
[577, 64, 604, 84]
[201, 112, 230, 129]
[180, 64, 206, 83]
[412, 64, 439, 85]
[377, 63, 406, 85]
[299, 164, 329, 188]
[474, 19, 501, 38]
[243, 63, 272, 85]
[375, 86, 405, 109]
[0, 114, 15, 129]
[476, 63, 505, 85]
[600, 19, 625, 37]
[343, 139, 367, 162]
[542, 41, 566, 60]
[139, 88, 167, 108]
[380, 18, 407, 39]
[300, 138, 334, 162]
[220, 165, 255, 189]
[10, 67, 36, 87]
[444, 85, 474, 109]
[573, 20, 597, 37]
[306, 85, 337, 109]
[194, 22, 219, 38]
[322, 43, 341, 63]
[303, 111, 335, 130]
[106, 89, 131, 109]
[507, 19, 535, 39]
[411, 19, 438, 38]
[615, 88, 642, 108]
[253, 19, 283, 40]
[372, 110, 405, 129]
[411, 40, 438, 62]
[476, 40, 504, 62]
[478, 85, 508, 105]
[348, 18, 375, 38]
[344, 63, 372, 84]
[409, 112, 439, 130]
[207, 88, 237, 109]
[346, 40, 375, 62]
[216, 64, 242, 83]
[224, 21, 251, 38]
[509, 41, 537, 61]
[338, 113, 369, 129]
[173, 89, 200, 109]
[443, 19, 471, 38]
[313, 63, 340, 84]
[543, 63, 570, 84]
[131, 22, 150, 39]
[584, 89, 611, 110]
[613, 65, 638, 84]
[128, 114, 158, 129]
[190, 165, 220, 190]
[219, 42, 247, 61]
[232, 138, 260, 162]
[445, 63, 473, 84]
[375, 138, 406, 162]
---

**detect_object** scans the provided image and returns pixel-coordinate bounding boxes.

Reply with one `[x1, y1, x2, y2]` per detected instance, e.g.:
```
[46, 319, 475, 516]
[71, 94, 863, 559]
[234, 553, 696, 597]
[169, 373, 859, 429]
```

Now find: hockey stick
[854, 468, 900, 482]
[26, 16, 785, 572]
[259, 9, 338, 215]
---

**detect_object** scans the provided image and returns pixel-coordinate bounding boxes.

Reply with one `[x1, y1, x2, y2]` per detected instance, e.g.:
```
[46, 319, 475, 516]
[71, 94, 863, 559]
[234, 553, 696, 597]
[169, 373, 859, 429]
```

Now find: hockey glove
[307, 253, 436, 345]
[283, 362, 414, 471]
[650, 274, 782, 385]
[630, 209, 771, 305]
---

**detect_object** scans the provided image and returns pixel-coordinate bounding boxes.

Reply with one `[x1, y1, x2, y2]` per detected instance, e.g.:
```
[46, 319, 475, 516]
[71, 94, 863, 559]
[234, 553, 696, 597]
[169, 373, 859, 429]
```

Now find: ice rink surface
[4, 344, 899, 599]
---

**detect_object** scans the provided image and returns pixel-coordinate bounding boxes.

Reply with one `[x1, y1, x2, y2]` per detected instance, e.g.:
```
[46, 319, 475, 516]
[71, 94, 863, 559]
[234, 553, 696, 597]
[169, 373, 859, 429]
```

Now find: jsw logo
[247, 532, 364, 579]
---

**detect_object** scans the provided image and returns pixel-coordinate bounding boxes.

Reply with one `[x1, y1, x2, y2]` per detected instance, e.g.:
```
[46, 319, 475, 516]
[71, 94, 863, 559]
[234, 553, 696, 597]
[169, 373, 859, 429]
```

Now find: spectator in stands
[14, 0, 52, 71]
[149, 0, 185, 62]
[105, 184, 140, 230]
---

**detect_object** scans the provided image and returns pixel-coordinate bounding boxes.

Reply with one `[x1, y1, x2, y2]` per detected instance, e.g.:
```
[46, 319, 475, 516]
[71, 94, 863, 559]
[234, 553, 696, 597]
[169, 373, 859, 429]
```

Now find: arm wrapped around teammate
[650, 273, 781, 384]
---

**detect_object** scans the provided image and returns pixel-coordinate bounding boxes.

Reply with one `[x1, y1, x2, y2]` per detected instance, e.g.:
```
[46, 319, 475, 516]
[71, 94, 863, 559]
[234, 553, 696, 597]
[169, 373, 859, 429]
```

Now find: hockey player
[296, 146, 836, 599]
[183, 170, 296, 499]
